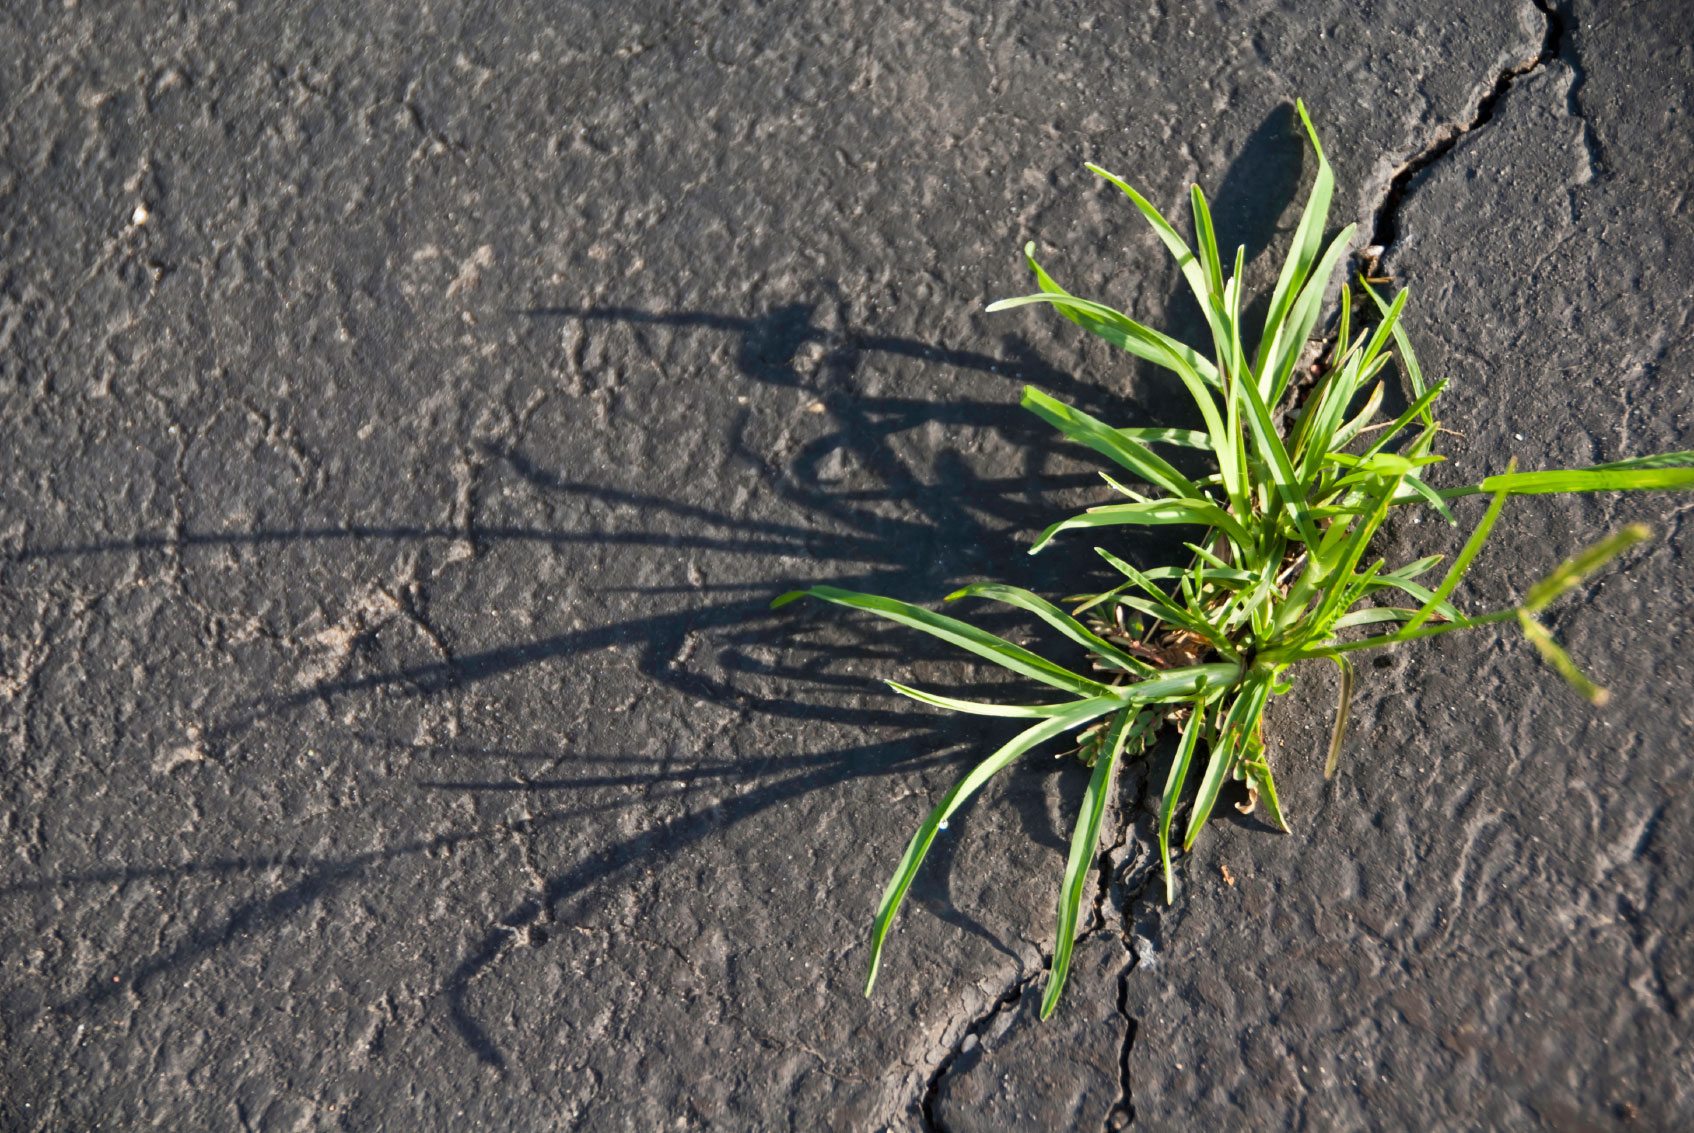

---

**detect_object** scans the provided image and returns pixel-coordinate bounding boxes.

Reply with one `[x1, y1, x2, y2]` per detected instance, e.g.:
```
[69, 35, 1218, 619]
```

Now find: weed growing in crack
[774, 102, 1694, 1018]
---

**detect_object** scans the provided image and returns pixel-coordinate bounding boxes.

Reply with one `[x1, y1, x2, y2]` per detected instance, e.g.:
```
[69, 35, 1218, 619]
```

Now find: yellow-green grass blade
[947, 581, 1157, 676]
[1021, 387, 1203, 500]
[992, 251, 1222, 387]
[1357, 380, 1449, 462]
[1521, 524, 1651, 614]
[1031, 498, 1255, 557]
[1184, 678, 1271, 851]
[1361, 277, 1430, 413]
[1190, 184, 1225, 298]
[772, 585, 1111, 696]
[1517, 612, 1609, 706]
[1233, 349, 1324, 550]
[1118, 425, 1212, 449]
[1404, 473, 1513, 632]
[1323, 655, 1354, 779]
[885, 682, 1095, 718]
[863, 698, 1122, 996]
[1241, 753, 1289, 832]
[1439, 460, 1694, 501]
[1266, 224, 1359, 404]
[1043, 707, 1136, 1018]
[1256, 99, 1336, 377]
[1159, 703, 1208, 903]
[1084, 164, 1226, 355]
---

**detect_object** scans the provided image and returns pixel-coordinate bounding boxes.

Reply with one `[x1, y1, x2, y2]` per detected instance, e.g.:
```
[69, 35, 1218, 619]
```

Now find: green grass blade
[1043, 708, 1135, 1018]
[1517, 612, 1609, 706]
[1233, 355, 1323, 549]
[1190, 184, 1225, 299]
[947, 581, 1156, 676]
[1256, 99, 1335, 376]
[1590, 450, 1694, 471]
[1266, 225, 1358, 404]
[1159, 703, 1208, 903]
[1032, 498, 1254, 555]
[1481, 466, 1694, 496]
[1322, 656, 1354, 778]
[1084, 165, 1222, 347]
[988, 290, 1220, 389]
[1521, 524, 1651, 614]
[1021, 387, 1203, 499]
[885, 682, 1094, 718]
[773, 585, 1111, 696]
[1184, 677, 1270, 851]
[1361, 277, 1429, 412]
[864, 698, 1121, 996]
[1441, 460, 1694, 501]
[1357, 380, 1449, 461]
[1117, 426, 1212, 449]
[1403, 473, 1513, 632]
[1241, 753, 1289, 832]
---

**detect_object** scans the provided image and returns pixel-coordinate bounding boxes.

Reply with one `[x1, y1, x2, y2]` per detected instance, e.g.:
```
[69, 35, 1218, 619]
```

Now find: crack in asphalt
[918, 970, 1040, 1131]
[914, 4, 1579, 1126]
[1363, 0, 1566, 270]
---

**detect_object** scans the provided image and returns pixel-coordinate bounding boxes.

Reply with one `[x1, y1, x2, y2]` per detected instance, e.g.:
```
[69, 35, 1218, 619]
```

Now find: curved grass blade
[1323, 655, 1354, 779]
[1159, 704, 1207, 903]
[1118, 426, 1212, 449]
[988, 290, 1220, 389]
[947, 581, 1156, 676]
[773, 585, 1112, 696]
[1032, 498, 1254, 556]
[885, 682, 1093, 718]
[1021, 387, 1202, 500]
[863, 698, 1120, 996]
[1241, 753, 1289, 832]
[1042, 708, 1136, 1018]
[1404, 470, 1513, 632]
[1361, 277, 1430, 415]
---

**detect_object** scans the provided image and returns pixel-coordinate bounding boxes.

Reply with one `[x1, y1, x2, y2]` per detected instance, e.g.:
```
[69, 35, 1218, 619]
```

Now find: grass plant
[774, 102, 1694, 1018]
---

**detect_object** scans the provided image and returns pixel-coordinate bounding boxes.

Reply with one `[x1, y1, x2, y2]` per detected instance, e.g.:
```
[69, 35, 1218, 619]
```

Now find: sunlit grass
[775, 102, 1694, 1018]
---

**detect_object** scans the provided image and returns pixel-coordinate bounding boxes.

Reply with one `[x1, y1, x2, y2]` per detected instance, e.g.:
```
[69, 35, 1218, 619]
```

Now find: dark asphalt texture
[2, 1, 1690, 1129]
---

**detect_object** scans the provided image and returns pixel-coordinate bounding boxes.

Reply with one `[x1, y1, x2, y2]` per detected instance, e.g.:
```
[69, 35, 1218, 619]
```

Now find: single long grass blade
[1517, 613, 1609, 706]
[1323, 656, 1354, 778]
[1043, 708, 1136, 1018]
[885, 682, 1093, 718]
[1159, 703, 1208, 903]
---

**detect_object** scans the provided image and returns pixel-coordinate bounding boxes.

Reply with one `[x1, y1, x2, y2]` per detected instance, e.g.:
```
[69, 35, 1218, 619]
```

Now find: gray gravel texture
[1, 0, 1690, 1129]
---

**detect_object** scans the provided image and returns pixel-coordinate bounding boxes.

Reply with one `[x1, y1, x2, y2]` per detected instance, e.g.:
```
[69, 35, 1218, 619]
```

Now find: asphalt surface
[2, 1, 1689, 1129]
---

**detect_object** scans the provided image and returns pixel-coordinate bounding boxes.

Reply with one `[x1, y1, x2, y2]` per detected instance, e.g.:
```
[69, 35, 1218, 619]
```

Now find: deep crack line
[1362, 0, 1564, 270]
[917, 971, 1039, 1132]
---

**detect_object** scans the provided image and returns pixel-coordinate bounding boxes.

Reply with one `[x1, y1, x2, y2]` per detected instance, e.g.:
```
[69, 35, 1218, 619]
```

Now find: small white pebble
[1514, 433, 1524, 441]
[131, 202, 150, 226]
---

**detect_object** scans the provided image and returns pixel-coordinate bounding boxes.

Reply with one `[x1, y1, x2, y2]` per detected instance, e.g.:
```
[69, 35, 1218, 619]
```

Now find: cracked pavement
[2, 0, 1691, 1129]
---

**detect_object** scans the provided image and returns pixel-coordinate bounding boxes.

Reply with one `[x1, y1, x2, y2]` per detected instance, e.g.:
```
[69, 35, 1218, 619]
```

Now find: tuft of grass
[773, 101, 1694, 1019]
